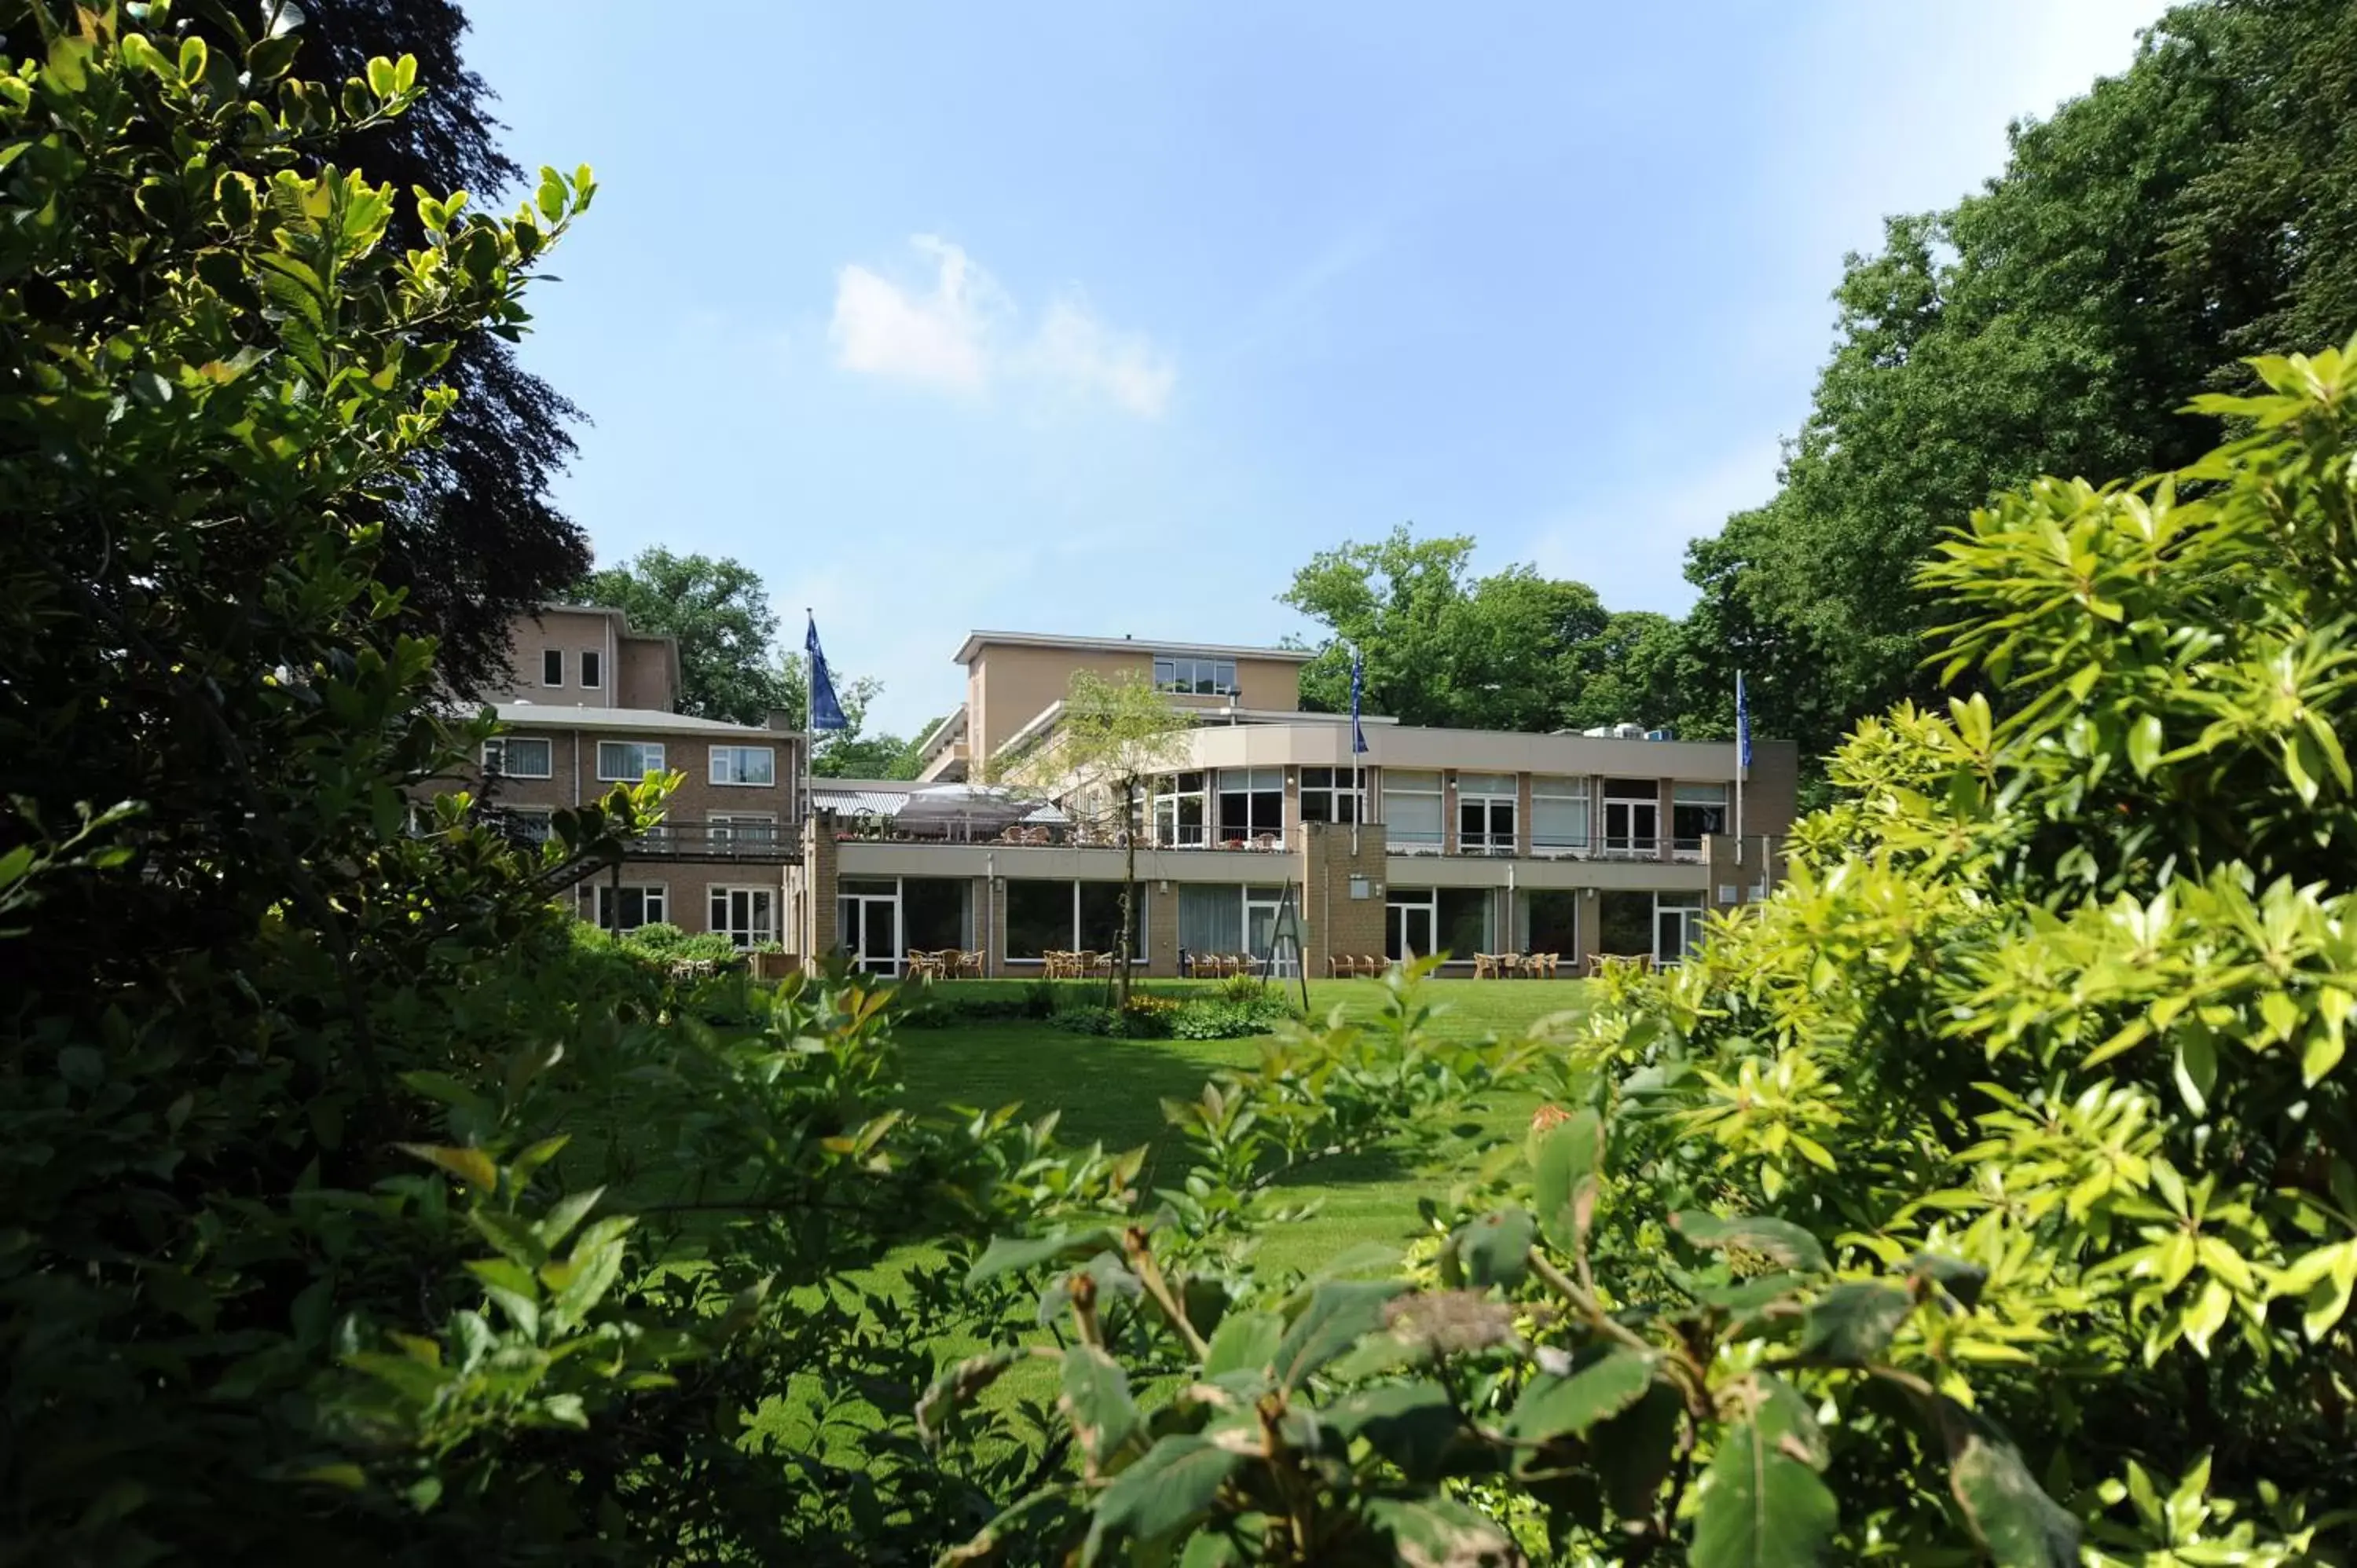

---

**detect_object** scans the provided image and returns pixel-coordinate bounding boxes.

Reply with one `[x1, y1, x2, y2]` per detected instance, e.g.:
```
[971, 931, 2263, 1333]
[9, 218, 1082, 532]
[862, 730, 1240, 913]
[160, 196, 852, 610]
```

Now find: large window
[1671, 783, 1729, 855]
[1177, 884, 1286, 962]
[1656, 893, 1706, 965]
[1531, 776, 1589, 855]
[1215, 768, 1284, 846]
[1597, 891, 1651, 956]
[493, 807, 553, 845]
[1457, 772, 1517, 855]
[597, 741, 665, 781]
[903, 877, 973, 951]
[1153, 771, 1208, 847]
[595, 883, 667, 932]
[1298, 766, 1363, 825]
[1603, 778, 1659, 856]
[541, 648, 564, 686]
[709, 745, 775, 786]
[1003, 881, 1145, 959]
[1437, 888, 1492, 958]
[1384, 770, 1443, 851]
[483, 735, 552, 779]
[1153, 656, 1238, 697]
[1524, 889, 1580, 958]
[708, 885, 776, 948]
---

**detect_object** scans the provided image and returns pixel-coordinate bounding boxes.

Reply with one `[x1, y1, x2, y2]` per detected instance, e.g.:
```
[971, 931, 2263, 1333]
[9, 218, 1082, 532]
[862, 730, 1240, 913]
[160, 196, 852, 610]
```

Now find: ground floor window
[708, 885, 776, 948]
[596, 882, 668, 932]
[1655, 893, 1706, 965]
[1523, 889, 1580, 956]
[1384, 887, 1490, 961]
[1437, 888, 1490, 958]
[1178, 884, 1290, 963]
[903, 877, 973, 951]
[1597, 891, 1652, 957]
[1003, 880, 1146, 960]
[1386, 888, 1434, 960]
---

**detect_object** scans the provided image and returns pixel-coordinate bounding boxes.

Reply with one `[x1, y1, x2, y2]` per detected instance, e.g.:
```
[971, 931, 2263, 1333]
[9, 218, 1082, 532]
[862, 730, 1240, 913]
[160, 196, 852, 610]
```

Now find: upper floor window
[1153, 656, 1239, 698]
[597, 740, 665, 781]
[1215, 768, 1283, 845]
[1298, 765, 1362, 825]
[541, 649, 564, 686]
[1153, 771, 1207, 847]
[1457, 771, 1517, 855]
[581, 650, 603, 689]
[1531, 775, 1589, 851]
[483, 736, 553, 779]
[1672, 782, 1729, 849]
[709, 746, 775, 786]
[1384, 769, 1443, 848]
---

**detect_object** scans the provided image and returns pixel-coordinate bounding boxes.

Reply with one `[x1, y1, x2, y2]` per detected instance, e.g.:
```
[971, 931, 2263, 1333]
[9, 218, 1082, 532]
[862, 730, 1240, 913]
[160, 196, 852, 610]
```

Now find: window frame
[708, 744, 777, 787]
[707, 884, 778, 949]
[1530, 775, 1589, 855]
[593, 882, 668, 932]
[1454, 772, 1517, 855]
[1153, 771, 1208, 847]
[1153, 655, 1240, 698]
[1214, 767, 1285, 847]
[596, 740, 667, 782]
[1002, 880, 1147, 960]
[1602, 777, 1660, 855]
[482, 735, 553, 779]
[707, 812, 778, 850]
[1298, 765, 1363, 826]
[580, 649, 603, 690]
[541, 648, 564, 687]
[1384, 769, 1445, 850]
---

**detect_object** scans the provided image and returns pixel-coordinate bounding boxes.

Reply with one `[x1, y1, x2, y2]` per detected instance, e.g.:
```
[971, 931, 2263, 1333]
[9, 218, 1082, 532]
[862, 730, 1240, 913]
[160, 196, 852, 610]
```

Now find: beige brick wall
[967, 642, 1308, 771]
[1297, 821, 1389, 976]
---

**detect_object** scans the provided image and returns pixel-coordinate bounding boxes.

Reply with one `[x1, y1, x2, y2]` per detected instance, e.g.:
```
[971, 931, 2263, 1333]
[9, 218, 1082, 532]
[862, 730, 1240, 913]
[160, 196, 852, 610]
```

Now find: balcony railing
[627, 821, 796, 861]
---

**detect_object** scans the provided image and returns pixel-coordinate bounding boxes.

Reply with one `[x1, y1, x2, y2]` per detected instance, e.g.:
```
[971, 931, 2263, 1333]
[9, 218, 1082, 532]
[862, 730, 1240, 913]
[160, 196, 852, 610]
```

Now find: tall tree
[571, 548, 795, 725]
[1055, 671, 1189, 1009]
[1679, 0, 2357, 763]
[1280, 526, 1612, 732]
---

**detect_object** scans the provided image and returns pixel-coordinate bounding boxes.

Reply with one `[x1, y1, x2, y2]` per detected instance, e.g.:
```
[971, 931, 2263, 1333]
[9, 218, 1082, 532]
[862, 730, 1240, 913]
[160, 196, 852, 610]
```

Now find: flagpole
[1734, 669, 1747, 868]
[803, 606, 813, 960]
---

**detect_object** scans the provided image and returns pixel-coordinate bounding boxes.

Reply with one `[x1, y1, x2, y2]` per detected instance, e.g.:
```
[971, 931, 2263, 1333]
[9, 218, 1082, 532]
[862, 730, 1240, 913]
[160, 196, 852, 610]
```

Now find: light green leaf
[966, 1227, 1123, 1284]
[1202, 1310, 1285, 1380]
[1531, 1108, 1604, 1254]
[1453, 1207, 1538, 1290]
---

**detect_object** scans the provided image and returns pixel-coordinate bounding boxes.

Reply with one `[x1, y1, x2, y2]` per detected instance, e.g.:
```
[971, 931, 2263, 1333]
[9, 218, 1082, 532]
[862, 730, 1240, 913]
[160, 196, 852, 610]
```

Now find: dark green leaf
[1937, 1401, 2080, 1568]
[1083, 1435, 1241, 1563]
[1750, 1373, 1829, 1470]
[1691, 1420, 1838, 1568]
[967, 1227, 1123, 1284]
[1908, 1253, 1988, 1310]
[1593, 1382, 1684, 1519]
[1798, 1282, 1913, 1365]
[1532, 1108, 1604, 1254]
[1453, 1207, 1538, 1290]
[1672, 1211, 1829, 1273]
[1505, 1348, 1658, 1449]
[1203, 1310, 1285, 1380]
[1321, 1380, 1463, 1482]
[1061, 1345, 1142, 1475]
[1273, 1280, 1403, 1391]
[1362, 1495, 1517, 1567]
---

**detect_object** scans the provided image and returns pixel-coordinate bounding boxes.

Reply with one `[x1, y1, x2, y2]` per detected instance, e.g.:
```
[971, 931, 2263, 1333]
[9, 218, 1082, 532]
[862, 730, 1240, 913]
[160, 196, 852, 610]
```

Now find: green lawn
[893, 977, 1585, 1272]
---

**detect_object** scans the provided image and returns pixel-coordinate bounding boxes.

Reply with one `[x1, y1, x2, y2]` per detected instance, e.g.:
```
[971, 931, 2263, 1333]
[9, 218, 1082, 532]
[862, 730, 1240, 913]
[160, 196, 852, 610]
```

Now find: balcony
[627, 821, 798, 863]
[1149, 826, 1286, 853]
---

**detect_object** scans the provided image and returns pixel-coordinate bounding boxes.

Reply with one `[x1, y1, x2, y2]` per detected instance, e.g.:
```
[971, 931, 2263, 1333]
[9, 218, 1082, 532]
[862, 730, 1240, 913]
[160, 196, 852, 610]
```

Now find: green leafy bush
[924, 346, 2357, 1563]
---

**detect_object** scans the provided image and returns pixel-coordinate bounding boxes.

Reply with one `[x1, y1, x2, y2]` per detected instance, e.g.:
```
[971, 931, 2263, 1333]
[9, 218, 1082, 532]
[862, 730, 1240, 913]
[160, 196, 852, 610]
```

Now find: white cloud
[829, 234, 995, 393]
[1025, 295, 1176, 417]
[828, 236, 1172, 417]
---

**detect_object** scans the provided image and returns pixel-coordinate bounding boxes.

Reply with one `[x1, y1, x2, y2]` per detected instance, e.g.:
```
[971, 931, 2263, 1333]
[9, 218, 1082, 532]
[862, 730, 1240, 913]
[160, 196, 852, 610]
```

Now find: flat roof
[489, 702, 794, 738]
[954, 629, 1318, 665]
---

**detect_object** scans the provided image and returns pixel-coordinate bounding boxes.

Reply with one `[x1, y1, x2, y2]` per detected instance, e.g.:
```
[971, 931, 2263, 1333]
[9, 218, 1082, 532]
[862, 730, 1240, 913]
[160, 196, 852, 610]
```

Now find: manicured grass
[893, 977, 1586, 1272]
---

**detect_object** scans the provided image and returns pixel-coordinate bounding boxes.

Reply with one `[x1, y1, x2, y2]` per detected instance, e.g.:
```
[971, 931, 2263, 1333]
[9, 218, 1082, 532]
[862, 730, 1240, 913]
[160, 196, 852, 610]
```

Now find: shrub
[926, 346, 2357, 1563]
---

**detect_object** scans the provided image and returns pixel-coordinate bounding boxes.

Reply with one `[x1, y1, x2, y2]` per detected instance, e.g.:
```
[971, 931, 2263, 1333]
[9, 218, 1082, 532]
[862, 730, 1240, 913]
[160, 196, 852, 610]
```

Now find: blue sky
[462, 2, 2167, 735]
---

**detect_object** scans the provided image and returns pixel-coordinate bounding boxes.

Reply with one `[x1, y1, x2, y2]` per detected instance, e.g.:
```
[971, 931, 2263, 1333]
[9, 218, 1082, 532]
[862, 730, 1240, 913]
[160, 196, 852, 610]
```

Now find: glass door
[1654, 897, 1705, 966]
[835, 879, 902, 974]
[1244, 886, 1285, 966]
[1387, 895, 1435, 960]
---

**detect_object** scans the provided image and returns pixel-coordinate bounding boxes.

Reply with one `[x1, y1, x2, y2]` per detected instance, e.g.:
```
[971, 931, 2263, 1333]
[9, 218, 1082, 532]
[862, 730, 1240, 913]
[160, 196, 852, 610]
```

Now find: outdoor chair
[1362, 955, 1386, 977]
[1473, 953, 1500, 980]
[1329, 954, 1359, 978]
[957, 950, 984, 978]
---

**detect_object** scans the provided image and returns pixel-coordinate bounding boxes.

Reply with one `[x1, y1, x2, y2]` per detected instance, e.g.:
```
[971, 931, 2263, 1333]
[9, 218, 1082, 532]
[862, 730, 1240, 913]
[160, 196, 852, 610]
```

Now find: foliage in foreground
[926, 356, 2357, 1563]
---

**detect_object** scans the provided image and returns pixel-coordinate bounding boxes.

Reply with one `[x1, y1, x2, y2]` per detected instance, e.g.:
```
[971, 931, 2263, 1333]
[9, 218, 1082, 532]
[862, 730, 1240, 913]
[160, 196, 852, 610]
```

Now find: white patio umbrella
[894, 784, 1064, 841]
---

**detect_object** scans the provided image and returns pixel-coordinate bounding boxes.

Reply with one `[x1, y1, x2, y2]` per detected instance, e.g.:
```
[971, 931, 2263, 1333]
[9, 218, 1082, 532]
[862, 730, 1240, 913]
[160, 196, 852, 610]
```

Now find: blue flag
[805, 614, 848, 733]
[1349, 646, 1369, 755]
[1735, 671, 1753, 770]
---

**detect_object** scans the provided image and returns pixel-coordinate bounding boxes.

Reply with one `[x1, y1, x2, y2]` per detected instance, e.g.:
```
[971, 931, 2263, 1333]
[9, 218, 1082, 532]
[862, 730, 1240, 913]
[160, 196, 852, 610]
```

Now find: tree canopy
[571, 548, 795, 725]
[184, 0, 596, 694]
[1676, 0, 2357, 762]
